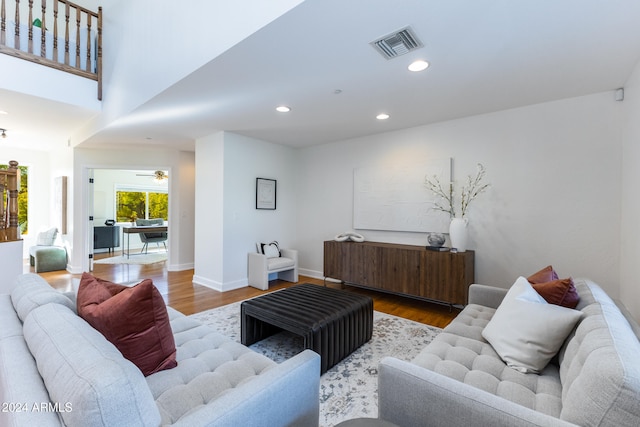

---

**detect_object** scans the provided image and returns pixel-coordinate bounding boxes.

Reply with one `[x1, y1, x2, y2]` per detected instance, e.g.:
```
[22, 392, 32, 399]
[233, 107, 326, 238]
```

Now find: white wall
[193, 132, 225, 289]
[296, 91, 623, 298]
[620, 60, 640, 321]
[71, 146, 195, 273]
[0, 55, 100, 111]
[75, 0, 303, 143]
[193, 131, 297, 291]
[223, 133, 297, 284]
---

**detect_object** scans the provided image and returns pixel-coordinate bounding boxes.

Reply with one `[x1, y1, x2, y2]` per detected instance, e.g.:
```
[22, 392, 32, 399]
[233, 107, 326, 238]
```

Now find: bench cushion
[267, 256, 295, 271]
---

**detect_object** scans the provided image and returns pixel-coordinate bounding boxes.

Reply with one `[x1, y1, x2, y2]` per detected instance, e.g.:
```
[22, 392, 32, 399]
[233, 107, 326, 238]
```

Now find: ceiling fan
[136, 170, 169, 182]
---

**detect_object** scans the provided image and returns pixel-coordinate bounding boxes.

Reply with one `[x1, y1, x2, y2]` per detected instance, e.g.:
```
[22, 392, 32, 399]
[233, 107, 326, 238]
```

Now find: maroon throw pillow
[77, 272, 177, 376]
[532, 277, 580, 309]
[527, 265, 559, 284]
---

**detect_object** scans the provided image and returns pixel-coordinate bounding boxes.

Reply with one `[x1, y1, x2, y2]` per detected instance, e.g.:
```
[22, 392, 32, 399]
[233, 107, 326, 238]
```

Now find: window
[0, 164, 28, 234]
[116, 186, 168, 222]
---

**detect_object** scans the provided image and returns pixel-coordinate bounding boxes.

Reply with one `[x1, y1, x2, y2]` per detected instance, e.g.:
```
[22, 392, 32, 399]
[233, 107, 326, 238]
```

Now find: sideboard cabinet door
[421, 250, 474, 305]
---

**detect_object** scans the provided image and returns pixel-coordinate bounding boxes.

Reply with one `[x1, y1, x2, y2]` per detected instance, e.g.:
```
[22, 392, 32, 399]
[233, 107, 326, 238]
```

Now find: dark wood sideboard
[324, 240, 475, 306]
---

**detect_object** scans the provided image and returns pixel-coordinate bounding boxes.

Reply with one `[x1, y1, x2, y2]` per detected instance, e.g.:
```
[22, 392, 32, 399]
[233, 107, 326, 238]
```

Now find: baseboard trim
[168, 262, 194, 272]
[193, 275, 247, 292]
[299, 268, 323, 280]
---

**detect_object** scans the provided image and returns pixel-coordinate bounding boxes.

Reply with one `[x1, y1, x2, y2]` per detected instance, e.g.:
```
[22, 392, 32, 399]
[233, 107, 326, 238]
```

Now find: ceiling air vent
[370, 26, 423, 60]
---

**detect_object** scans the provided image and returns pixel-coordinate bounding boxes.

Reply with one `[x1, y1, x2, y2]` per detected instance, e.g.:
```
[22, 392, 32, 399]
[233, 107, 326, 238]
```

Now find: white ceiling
[3, 0, 640, 152]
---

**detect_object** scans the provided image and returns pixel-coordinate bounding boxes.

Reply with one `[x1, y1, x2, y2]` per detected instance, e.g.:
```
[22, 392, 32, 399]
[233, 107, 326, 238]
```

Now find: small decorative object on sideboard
[426, 232, 446, 247]
[334, 231, 365, 242]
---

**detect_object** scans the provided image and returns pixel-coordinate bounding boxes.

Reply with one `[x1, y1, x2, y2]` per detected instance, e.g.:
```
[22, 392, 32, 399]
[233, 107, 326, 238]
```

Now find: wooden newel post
[0, 161, 21, 242]
[0, 170, 5, 241]
[7, 160, 20, 241]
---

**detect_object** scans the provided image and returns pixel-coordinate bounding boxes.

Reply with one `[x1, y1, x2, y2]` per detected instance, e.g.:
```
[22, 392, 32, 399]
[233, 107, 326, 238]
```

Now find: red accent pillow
[77, 272, 177, 376]
[527, 267, 579, 309]
[527, 265, 559, 284]
[531, 278, 580, 309]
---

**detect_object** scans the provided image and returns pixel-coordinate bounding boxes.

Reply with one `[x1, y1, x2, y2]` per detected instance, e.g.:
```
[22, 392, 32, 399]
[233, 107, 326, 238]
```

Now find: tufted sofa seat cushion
[146, 308, 278, 424]
[411, 303, 564, 418]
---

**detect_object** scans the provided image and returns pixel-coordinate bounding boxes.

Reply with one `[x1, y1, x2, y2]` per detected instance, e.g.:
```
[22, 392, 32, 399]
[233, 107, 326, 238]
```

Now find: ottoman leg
[241, 305, 282, 346]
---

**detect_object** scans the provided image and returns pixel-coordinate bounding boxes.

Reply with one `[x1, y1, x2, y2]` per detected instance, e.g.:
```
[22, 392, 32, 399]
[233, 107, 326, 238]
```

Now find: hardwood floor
[33, 251, 459, 329]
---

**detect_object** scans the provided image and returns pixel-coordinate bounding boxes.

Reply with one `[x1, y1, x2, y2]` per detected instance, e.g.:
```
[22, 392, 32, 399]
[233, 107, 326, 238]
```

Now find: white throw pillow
[259, 241, 280, 258]
[36, 227, 58, 246]
[482, 276, 582, 373]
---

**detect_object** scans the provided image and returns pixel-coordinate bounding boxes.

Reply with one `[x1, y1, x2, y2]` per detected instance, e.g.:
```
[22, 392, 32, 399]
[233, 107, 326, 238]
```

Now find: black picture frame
[256, 178, 277, 210]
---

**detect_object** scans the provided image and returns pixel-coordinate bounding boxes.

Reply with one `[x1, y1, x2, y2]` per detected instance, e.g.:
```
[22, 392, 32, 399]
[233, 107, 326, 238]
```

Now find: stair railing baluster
[74, 4, 78, 67]
[14, 0, 20, 50]
[52, 0, 57, 60]
[40, 0, 45, 57]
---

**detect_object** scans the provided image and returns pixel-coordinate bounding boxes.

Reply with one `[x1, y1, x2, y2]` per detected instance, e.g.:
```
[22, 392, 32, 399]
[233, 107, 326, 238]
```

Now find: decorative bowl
[427, 232, 446, 247]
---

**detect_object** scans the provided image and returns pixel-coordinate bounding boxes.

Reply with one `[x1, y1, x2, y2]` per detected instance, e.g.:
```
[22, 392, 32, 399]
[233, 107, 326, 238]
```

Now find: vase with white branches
[424, 163, 490, 251]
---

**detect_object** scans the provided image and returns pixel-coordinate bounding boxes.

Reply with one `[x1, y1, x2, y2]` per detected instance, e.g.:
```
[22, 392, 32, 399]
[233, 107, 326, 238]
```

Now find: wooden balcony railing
[0, 0, 102, 99]
[0, 161, 20, 242]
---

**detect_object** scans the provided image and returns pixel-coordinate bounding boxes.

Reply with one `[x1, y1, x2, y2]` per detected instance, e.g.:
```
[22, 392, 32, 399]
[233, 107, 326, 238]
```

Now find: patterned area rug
[190, 301, 441, 427]
[93, 252, 167, 265]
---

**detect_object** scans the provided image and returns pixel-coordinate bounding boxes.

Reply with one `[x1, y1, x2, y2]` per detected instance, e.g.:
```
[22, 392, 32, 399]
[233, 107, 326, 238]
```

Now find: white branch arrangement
[424, 163, 490, 219]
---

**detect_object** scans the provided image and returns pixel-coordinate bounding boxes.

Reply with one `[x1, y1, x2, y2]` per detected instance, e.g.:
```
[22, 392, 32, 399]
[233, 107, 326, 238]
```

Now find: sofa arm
[378, 357, 577, 427]
[172, 349, 320, 427]
[468, 284, 508, 309]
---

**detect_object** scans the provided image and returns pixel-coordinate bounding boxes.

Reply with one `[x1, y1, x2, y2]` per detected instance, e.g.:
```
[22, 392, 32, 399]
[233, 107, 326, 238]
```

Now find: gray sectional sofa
[378, 278, 640, 427]
[0, 274, 320, 427]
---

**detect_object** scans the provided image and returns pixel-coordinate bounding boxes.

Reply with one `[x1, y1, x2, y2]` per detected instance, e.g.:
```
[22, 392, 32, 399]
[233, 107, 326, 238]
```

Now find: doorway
[89, 168, 170, 269]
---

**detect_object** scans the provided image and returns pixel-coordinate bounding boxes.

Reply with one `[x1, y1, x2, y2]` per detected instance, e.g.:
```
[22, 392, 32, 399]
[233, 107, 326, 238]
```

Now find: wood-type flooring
[34, 250, 459, 328]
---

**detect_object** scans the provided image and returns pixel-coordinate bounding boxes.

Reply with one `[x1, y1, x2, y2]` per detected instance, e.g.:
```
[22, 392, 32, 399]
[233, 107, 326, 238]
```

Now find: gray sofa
[379, 278, 640, 427]
[0, 274, 320, 427]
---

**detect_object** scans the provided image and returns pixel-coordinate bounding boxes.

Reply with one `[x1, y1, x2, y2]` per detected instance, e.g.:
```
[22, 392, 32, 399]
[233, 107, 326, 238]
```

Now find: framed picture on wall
[256, 178, 277, 210]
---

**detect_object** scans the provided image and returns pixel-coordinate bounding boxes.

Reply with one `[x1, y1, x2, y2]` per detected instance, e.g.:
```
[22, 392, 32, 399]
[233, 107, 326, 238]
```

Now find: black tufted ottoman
[241, 283, 373, 374]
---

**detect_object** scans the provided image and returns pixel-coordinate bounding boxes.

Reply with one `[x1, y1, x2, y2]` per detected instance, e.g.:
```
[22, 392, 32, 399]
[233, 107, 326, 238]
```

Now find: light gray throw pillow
[482, 276, 582, 373]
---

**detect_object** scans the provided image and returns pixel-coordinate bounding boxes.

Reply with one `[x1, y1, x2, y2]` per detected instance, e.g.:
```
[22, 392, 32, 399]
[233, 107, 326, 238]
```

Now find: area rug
[190, 301, 441, 427]
[93, 252, 167, 265]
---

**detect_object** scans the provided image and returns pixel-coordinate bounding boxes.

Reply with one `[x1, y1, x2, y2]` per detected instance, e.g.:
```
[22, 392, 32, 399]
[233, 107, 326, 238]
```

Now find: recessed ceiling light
[376, 113, 390, 120]
[276, 105, 291, 113]
[0, 110, 8, 115]
[408, 60, 430, 72]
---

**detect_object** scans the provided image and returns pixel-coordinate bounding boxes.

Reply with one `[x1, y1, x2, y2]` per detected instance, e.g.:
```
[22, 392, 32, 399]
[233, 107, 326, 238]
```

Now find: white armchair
[248, 246, 298, 290]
